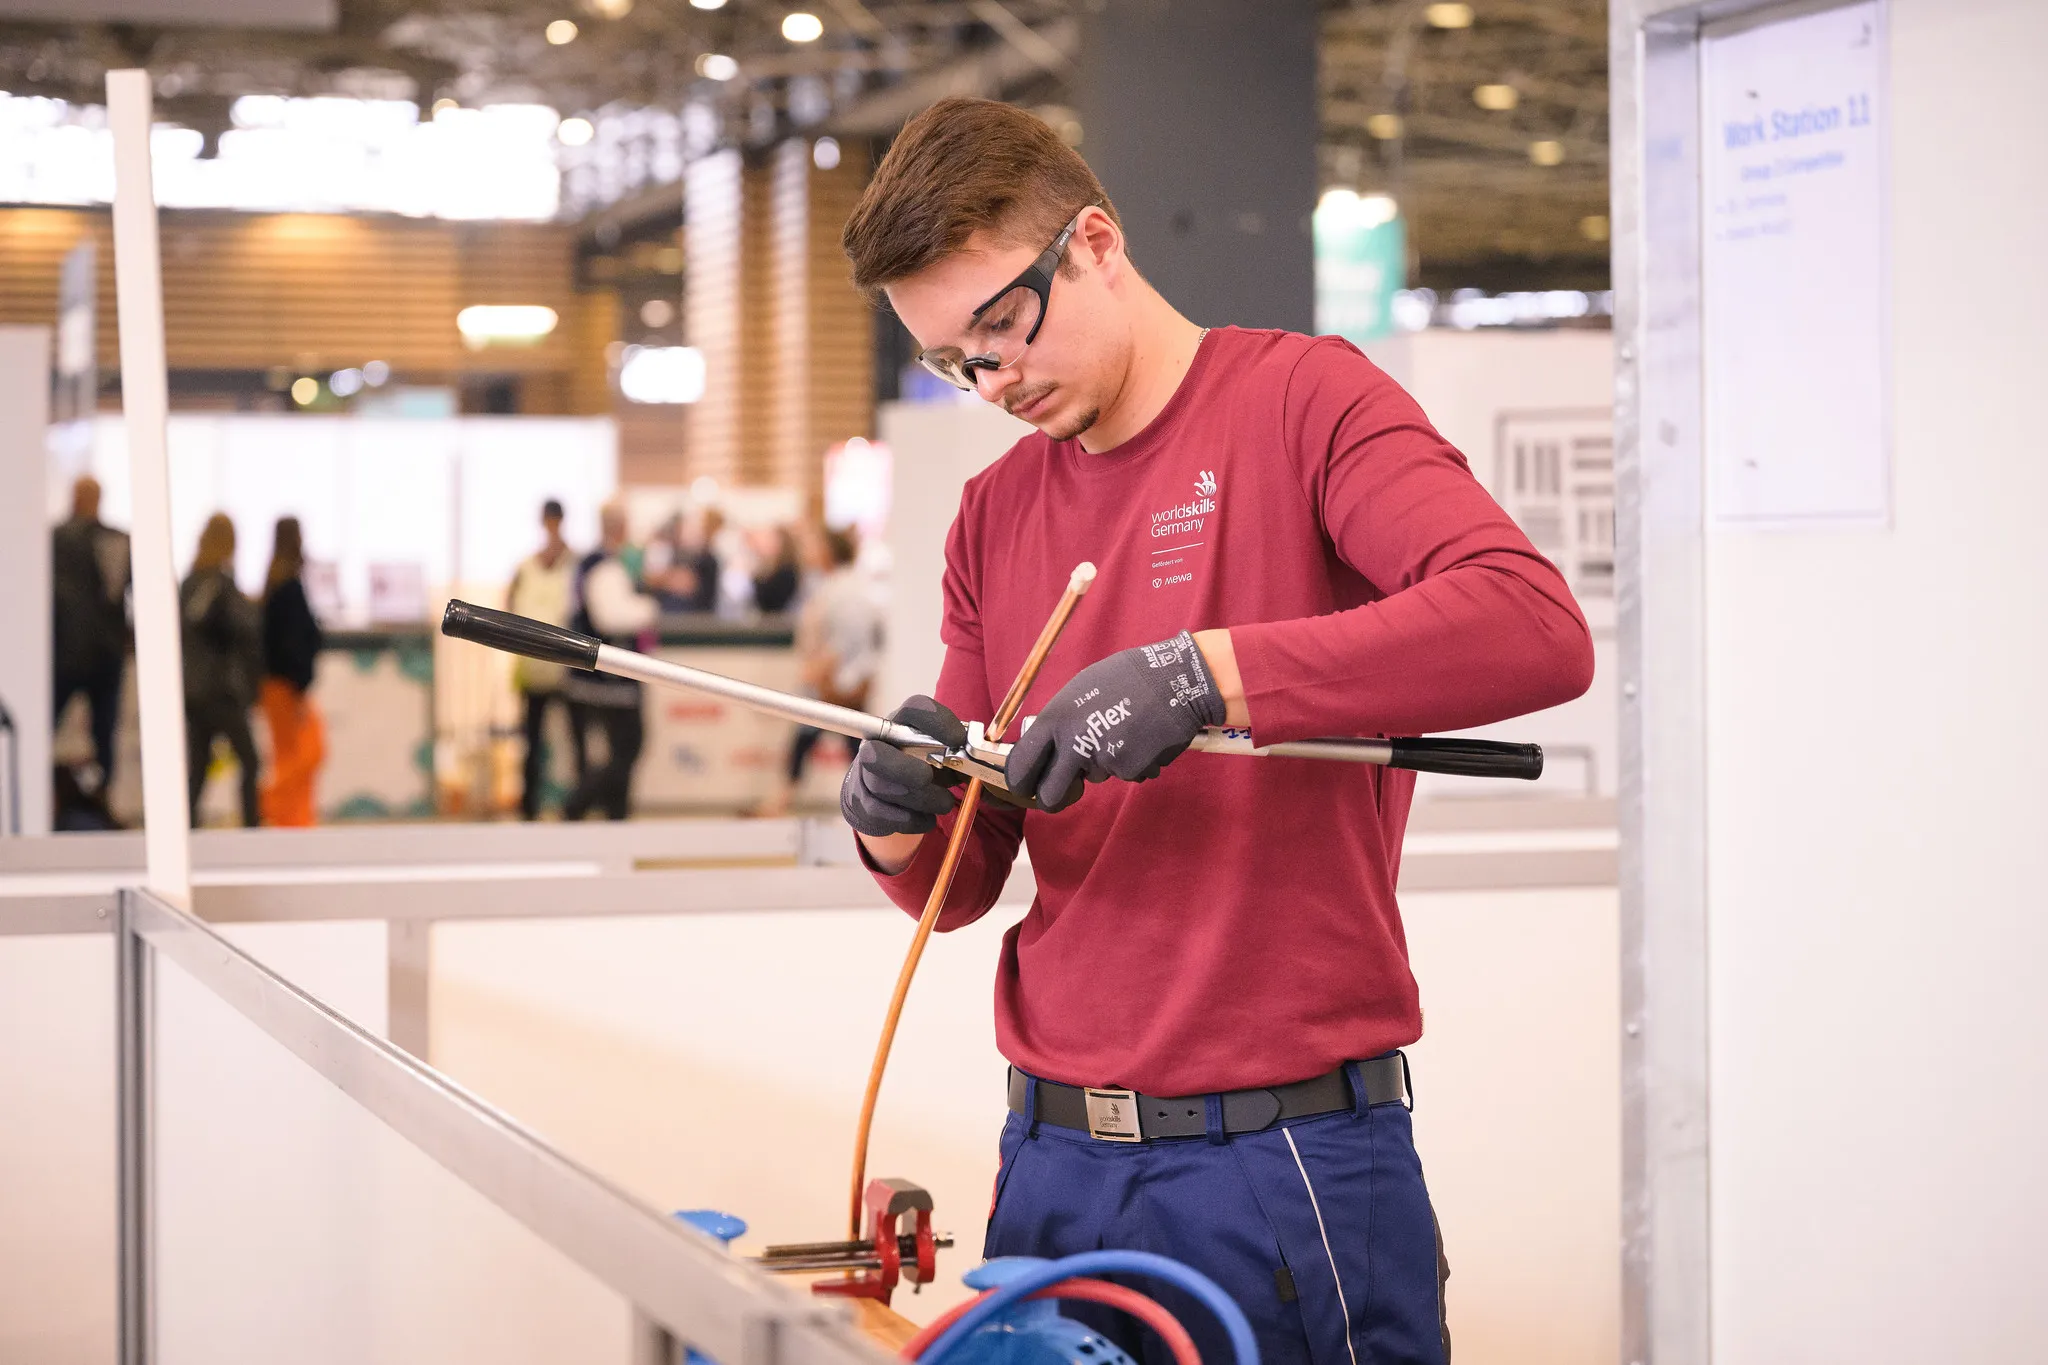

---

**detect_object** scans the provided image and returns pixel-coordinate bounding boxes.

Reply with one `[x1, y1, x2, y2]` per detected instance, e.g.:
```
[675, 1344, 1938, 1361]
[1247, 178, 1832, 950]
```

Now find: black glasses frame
[916, 207, 1091, 391]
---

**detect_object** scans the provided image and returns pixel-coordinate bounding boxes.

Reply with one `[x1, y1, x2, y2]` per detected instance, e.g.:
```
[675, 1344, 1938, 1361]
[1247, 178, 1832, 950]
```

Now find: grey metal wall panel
[1077, 0, 1317, 334]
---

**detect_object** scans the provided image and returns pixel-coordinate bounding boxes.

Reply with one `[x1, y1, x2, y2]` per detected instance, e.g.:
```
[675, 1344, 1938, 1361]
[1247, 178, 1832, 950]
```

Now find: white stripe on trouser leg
[1283, 1127, 1360, 1365]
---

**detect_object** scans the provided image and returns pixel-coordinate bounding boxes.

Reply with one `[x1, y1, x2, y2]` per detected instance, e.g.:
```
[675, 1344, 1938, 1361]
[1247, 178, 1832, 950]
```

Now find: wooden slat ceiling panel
[0, 205, 586, 377]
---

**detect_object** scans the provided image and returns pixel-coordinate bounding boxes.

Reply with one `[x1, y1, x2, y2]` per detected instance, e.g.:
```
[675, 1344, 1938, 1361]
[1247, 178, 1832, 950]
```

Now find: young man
[51, 475, 131, 802]
[839, 99, 1593, 1365]
[563, 501, 660, 821]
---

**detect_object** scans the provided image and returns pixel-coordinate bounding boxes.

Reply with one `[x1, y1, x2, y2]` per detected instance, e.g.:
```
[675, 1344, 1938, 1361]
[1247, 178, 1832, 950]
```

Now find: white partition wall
[1615, 2, 2048, 1362]
[876, 398, 1030, 707]
[1366, 330, 1617, 799]
[0, 326, 52, 836]
[76, 413, 617, 620]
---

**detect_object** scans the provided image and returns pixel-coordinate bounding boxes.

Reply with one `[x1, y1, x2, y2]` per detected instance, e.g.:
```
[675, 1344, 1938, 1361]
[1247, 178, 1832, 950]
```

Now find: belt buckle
[1083, 1087, 1144, 1142]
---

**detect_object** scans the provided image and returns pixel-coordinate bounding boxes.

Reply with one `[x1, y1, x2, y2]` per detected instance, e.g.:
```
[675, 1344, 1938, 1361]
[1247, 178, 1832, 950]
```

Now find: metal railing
[108, 884, 891, 1365]
[0, 807, 1617, 1361]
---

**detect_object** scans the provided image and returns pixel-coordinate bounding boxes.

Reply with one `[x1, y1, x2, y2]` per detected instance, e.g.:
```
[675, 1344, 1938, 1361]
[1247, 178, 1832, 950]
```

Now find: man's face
[884, 212, 1130, 442]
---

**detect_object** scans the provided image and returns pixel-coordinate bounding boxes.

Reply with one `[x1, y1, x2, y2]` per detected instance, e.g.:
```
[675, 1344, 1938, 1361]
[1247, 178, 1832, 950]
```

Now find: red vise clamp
[812, 1178, 937, 1306]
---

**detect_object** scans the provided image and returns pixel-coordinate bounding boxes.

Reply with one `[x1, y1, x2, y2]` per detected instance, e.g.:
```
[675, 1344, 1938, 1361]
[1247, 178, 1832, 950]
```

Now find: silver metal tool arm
[440, 600, 1545, 785]
[441, 599, 943, 751]
[591, 644, 942, 752]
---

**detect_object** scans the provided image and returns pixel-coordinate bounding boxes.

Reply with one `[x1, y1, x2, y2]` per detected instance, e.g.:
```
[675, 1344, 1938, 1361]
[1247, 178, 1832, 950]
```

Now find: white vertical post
[0, 326, 52, 836]
[106, 69, 192, 908]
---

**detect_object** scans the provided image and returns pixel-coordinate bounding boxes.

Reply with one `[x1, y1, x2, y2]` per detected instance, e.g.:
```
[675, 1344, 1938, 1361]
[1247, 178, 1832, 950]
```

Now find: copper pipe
[846, 562, 1096, 1238]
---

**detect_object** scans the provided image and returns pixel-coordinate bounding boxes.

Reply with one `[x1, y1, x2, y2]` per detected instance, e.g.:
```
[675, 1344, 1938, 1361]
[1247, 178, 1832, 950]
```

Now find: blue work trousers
[985, 1067, 1450, 1365]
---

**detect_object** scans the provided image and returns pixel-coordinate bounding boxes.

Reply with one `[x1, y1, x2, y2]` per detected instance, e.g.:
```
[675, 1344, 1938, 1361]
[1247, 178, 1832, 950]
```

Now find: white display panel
[0, 328, 51, 835]
[77, 414, 615, 623]
[1703, 0, 1888, 526]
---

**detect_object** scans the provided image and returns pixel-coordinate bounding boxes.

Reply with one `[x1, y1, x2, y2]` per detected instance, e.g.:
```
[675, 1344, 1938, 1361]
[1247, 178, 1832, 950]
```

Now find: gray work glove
[840, 695, 968, 837]
[1004, 631, 1227, 813]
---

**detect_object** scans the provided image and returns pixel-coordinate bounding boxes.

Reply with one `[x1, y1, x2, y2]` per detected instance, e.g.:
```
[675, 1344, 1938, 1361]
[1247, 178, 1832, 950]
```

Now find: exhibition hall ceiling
[0, 0, 1609, 284]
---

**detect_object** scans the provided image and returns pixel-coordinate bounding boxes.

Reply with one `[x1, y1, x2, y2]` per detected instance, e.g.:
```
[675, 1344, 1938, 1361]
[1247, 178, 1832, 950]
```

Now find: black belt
[1007, 1054, 1411, 1143]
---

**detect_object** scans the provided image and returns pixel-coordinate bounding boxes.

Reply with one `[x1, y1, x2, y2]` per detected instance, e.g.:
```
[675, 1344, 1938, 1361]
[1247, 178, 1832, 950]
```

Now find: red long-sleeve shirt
[865, 327, 1593, 1096]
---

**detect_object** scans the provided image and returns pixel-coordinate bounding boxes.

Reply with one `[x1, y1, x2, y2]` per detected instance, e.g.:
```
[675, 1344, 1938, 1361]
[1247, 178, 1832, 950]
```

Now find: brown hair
[192, 512, 236, 576]
[265, 515, 304, 599]
[842, 97, 1119, 295]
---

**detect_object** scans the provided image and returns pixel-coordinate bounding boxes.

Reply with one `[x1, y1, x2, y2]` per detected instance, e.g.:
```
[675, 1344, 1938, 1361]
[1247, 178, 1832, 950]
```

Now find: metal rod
[116, 889, 155, 1365]
[762, 1239, 878, 1258]
[121, 887, 888, 1365]
[756, 1255, 887, 1274]
[595, 644, 941, 752]
[845, 562, 1096, 1239]
[1187, 732, 1394, 763]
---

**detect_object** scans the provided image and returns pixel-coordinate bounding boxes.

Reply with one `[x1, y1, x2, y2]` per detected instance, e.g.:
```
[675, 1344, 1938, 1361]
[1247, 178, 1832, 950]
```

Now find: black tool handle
[1386, 737, 1545, 781]
[441, 599, 600, 670]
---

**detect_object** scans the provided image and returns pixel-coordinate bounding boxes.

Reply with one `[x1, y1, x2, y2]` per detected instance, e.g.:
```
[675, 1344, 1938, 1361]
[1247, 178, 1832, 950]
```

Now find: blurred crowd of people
[178, 509, 326, 829]
[47, 478, 881, 830]
[510, 498, 881, 823]
[50, 476, 325, 831]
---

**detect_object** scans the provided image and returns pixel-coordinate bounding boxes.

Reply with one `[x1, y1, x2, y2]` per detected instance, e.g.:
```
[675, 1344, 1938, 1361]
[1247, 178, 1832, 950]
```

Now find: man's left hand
[1004, 630, 1227, 812]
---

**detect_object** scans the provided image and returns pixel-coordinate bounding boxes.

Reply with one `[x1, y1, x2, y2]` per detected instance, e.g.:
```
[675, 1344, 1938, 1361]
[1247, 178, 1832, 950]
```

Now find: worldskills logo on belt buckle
[1084, 1087, 1144, 1142]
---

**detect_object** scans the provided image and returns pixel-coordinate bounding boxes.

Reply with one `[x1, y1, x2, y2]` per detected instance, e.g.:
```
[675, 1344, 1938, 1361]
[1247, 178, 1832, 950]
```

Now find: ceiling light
[329, 367, 364, 398]
[558, 116, 595, 146]
[587, 0, 633, 15]
[1473, 83, 1518, 111]
[290, 376, 319, 406]
[1365, 113, 1403, 140]
[363, 360, 391, 387]
[696, 52, 739, 81]
[1315, 188, 1399, 230]
[1580, 214, 1611, 242]
[1425, 3, 1474, 28]
[456, 305, 560, 347]
[812, 136, 840, 170]
[546, 19, 579, 44]
[782, 11, 824, 42]
[690, 0, 727, 8]
[431, 97, 459, 117]
[639, 297, 676, 328]
[1529, 139, 1563, 166]
[619, 345, 707, 404]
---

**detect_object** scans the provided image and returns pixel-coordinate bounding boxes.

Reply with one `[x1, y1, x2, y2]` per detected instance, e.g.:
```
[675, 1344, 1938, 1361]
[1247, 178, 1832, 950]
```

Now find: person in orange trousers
[259, 517, 326, 826]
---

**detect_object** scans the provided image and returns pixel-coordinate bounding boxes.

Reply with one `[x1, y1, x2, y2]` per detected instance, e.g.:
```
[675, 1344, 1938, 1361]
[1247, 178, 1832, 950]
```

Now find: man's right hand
[840, 696, 967, 838]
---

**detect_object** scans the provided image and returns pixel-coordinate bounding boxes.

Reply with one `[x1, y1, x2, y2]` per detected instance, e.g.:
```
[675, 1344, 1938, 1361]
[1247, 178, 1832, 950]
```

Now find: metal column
[116, 889, 156, 1365]
[1076, 0, 1318, 333]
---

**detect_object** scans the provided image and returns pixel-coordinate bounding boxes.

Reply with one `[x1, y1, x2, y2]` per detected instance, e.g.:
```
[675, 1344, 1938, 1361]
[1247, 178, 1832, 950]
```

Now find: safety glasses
[914, 208, 1090, 392]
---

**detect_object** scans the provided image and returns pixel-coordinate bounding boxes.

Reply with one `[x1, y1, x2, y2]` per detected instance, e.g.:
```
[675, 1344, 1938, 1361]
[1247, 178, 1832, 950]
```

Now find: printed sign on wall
[1703, 0, 1888, 526]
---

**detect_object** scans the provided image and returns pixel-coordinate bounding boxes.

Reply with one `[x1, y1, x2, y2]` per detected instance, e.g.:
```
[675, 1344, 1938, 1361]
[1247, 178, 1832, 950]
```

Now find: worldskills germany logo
[1150, 471, 1218, 540]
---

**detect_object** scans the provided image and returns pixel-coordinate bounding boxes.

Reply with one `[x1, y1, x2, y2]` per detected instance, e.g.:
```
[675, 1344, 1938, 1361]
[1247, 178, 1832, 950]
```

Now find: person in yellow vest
[508, 498, 582, 819]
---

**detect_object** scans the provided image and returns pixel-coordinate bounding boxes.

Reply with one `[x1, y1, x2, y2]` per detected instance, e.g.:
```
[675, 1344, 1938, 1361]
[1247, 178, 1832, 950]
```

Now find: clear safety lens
[967, 285, 1043, 355]
[915, 285, 1044, 391]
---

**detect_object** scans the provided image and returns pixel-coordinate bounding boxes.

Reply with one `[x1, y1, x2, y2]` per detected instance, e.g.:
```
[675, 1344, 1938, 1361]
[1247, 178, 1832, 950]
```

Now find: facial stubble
[1008, 383, 1098, 442]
